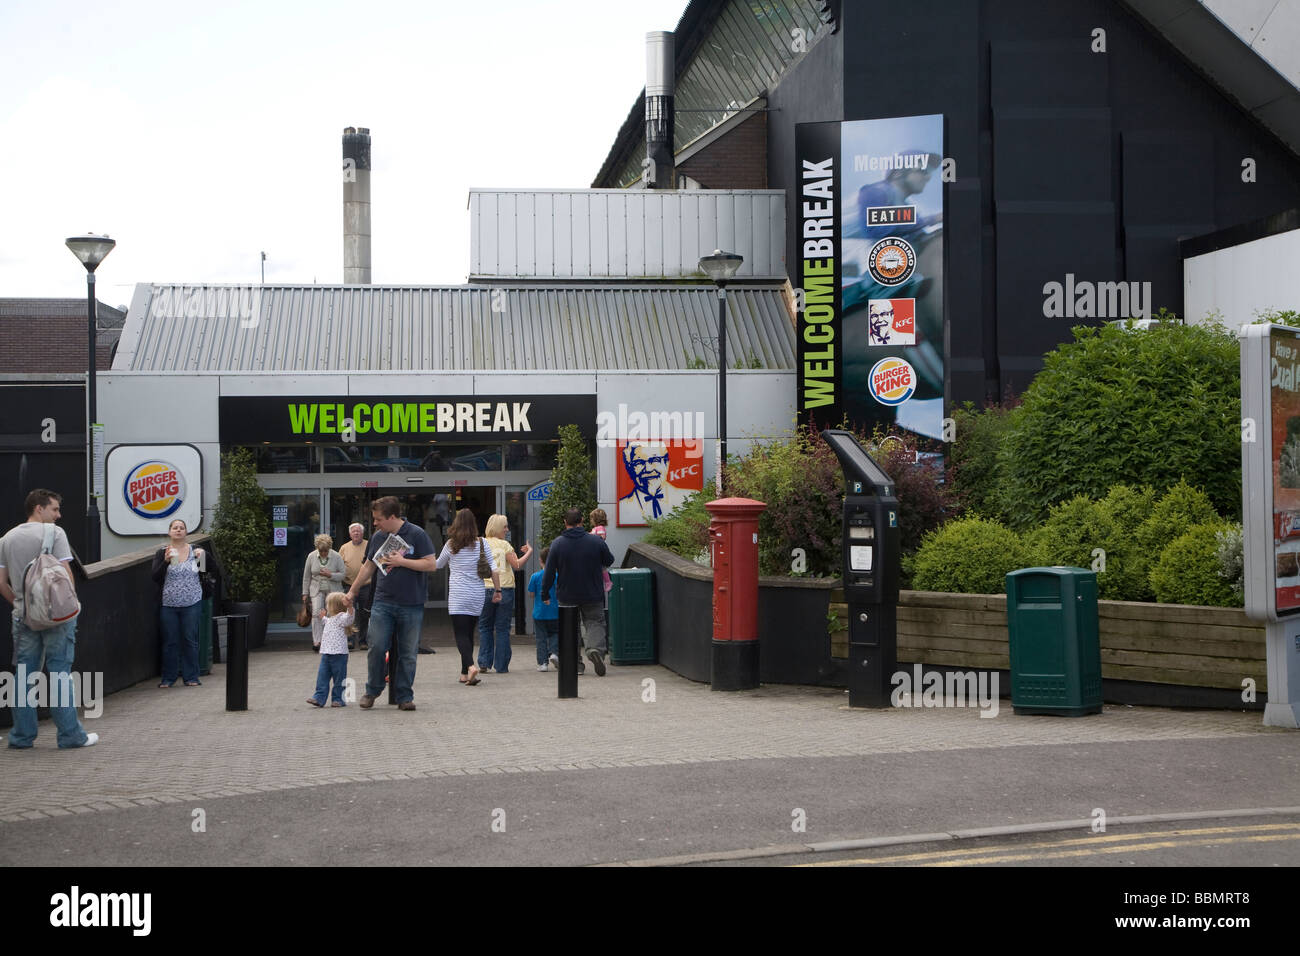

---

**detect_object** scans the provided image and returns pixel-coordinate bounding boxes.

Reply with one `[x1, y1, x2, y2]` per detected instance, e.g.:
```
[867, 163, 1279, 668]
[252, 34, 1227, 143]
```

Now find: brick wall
[0, 300, 120, 373]
[677, 110, 767, 189]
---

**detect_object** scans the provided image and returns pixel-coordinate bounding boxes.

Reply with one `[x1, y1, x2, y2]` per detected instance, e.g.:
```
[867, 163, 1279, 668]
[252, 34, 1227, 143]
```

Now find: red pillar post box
[705, 497, 766, 691]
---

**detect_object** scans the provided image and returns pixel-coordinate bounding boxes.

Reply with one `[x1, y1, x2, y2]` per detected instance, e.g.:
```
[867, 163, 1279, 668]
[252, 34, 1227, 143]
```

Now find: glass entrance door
[266, 490, 322, 627]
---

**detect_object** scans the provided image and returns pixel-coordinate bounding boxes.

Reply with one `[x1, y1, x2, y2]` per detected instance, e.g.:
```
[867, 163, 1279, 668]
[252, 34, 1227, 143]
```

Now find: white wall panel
[1184, 228, 1300, 327]
[469, 189, 786, 279]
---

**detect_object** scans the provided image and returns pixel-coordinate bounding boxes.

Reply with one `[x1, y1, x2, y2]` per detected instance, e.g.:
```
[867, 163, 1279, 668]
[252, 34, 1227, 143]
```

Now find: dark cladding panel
[993, 111, 1113, 203]
[1124, 231, 1197, 318]
[996, 206, 1116, 372]
[991, 40, 1108, 109]
[1122, 131, 1214, 226]
[946, 179, 985, 397]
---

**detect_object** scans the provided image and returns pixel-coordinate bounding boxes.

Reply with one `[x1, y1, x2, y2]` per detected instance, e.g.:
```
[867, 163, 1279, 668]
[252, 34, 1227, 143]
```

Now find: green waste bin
[199, 597, 214, 675]
[1005, 567, 1102, 716]
[608, 568, 655, 665]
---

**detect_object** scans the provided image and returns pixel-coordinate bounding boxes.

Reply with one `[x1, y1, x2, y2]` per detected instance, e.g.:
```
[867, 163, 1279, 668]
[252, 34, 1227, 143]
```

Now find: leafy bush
[539, 424, 597, 548]
[871, 431, 963, 561]
[210, 448, 276, 602]
[1215, 523, 1245, 603]
[642, 478, 715, 563]
[1023, 484, 1156, 601]
[1149, 521, 1241, 607]
[909, 516, 1032, 595]
[995, 322, 1241, 528]
[948, 399, 1018, 524]
[1133, 479, 1222, 568]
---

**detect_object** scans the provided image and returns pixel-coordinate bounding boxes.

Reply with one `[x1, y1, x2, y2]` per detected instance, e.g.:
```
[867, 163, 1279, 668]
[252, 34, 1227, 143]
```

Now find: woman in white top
[150, 519, 207, 687]
[475, 513, 532, 674]
[436, 509, 501, 685]
[302, 534, 347, 651]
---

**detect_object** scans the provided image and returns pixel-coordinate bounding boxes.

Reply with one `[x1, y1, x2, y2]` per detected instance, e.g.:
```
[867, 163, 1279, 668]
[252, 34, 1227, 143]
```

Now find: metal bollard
[222, 615, 249, 711]
[557, 604, 579, 699]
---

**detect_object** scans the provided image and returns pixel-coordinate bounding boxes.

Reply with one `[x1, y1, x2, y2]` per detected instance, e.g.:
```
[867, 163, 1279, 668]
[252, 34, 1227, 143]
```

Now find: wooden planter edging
[831, 590, 1267, 696]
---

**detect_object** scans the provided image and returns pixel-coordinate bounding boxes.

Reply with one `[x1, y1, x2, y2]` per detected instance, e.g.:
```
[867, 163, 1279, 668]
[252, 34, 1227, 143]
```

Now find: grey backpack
[23, 524, 81, 630]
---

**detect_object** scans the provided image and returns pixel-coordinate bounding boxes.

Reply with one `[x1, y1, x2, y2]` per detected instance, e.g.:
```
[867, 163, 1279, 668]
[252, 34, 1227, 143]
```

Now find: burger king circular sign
[869, 357, 917, 406]
[124, 461, 186, 519]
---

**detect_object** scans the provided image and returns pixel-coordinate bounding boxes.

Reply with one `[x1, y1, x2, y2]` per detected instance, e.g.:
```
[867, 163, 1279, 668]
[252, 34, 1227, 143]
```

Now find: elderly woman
[476, 513, 532, 674]
[302, 533, 346, 651]
[151, 518, 206, 687]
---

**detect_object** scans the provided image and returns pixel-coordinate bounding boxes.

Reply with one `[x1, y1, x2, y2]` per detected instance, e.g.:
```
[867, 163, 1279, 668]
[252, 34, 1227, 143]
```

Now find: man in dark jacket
[542, 508, 615, 675]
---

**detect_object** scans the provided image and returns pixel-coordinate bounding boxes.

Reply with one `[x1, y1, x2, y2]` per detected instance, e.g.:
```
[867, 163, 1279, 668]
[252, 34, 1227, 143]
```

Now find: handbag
[476, 538, 492, 579]
[296, 600, 312, 628]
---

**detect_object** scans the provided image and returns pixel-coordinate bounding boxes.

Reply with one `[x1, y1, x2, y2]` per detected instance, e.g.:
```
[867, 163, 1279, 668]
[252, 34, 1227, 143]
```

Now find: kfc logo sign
[668, 463, 701, 483]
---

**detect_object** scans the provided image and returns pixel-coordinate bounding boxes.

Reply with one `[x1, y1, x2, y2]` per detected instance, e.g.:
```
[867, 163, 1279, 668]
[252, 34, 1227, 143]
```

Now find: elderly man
[337, 522, 368, 650]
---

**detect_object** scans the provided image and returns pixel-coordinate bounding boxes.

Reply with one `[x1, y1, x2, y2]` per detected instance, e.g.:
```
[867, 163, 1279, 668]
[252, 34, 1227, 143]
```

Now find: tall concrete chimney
[645, 33, 675, 189]
[342, 126, 371, 283]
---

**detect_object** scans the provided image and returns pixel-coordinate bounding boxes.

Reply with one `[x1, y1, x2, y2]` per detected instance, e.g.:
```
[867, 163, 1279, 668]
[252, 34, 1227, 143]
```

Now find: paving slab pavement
[2, 643, 1296, 865]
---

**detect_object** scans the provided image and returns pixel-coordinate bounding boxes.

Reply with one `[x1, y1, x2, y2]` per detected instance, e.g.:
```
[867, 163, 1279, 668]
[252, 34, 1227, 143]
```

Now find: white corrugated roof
[114, 284, 795, 372]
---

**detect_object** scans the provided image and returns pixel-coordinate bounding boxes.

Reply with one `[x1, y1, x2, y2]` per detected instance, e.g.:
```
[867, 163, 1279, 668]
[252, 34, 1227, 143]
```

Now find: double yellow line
[798, 822, 1300, 866]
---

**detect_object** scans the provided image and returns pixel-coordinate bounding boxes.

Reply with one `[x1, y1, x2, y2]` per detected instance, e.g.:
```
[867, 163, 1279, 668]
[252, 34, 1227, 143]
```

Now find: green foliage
[734, 352, 764, 369]
[1256, 308, 1300, 328]
[995, 322, 1242, 528]
[908, 516, 1032, 595]
[1133, 479, 1222, 570]
[209, 448, 276, 602]
[1215, 523, 1245, 603]
[948, 400, 1017, 523]
[539, 424, 597, 549]
[1023, 484, 1156, 601]
[685, 354, 709, 369]
[643, 479, 716, 561]
[1149, 521, 1241, 607]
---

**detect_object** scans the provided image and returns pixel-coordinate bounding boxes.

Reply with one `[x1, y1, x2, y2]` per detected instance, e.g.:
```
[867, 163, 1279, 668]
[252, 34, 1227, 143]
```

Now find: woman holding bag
[475, 513, 532, 674]
[302, 534, 346, 651]
[435, 509, 501, 685]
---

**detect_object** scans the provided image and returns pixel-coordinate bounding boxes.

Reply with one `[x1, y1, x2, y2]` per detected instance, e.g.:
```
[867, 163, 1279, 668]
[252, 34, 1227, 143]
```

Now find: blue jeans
[365, 601, 423, 704]
[534, 619, 558, 664]
[160, 600, 202, 684]
[312, 653, 348, 705]
[477, 588, 514, 672]
[8, 617, 90, 749]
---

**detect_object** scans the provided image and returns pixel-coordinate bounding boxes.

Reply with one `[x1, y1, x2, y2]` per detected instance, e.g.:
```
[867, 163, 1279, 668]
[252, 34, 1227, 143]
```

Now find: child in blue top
[529, 547, 559, 671]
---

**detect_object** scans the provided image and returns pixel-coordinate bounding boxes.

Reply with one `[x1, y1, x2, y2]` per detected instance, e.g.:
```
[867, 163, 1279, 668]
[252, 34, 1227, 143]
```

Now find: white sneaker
[537, 664, 549, 672]
[80, 733, 99, 748]
[548, 653, 559, 668]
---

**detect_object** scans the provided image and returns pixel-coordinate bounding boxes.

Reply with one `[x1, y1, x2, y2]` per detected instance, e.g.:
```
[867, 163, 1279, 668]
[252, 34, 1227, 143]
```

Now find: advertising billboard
[795, 114, 945, 439]
[105, 444, 204, 536]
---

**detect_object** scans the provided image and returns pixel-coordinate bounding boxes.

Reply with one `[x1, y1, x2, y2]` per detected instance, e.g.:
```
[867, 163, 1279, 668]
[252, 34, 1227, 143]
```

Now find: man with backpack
[0, 489, 98, 749]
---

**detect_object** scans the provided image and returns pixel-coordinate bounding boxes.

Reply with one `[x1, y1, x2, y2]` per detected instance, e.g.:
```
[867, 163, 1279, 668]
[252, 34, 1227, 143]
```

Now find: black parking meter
[821, 430, 900, 707]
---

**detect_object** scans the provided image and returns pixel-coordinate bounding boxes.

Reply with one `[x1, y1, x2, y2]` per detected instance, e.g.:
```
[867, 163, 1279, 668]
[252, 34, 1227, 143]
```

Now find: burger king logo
[866, 236, 916, 286]
[869, 358, 917, 406]
[124, 461, 185, 519]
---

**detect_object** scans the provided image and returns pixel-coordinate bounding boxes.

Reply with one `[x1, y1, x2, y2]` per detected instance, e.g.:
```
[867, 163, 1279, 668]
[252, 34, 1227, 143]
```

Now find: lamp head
[65, 234, 116, 273]
[699, 249, 743, 285]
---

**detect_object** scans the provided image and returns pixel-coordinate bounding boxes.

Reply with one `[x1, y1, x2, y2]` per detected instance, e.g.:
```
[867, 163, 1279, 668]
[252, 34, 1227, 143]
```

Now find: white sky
[0, 0, 688, 307]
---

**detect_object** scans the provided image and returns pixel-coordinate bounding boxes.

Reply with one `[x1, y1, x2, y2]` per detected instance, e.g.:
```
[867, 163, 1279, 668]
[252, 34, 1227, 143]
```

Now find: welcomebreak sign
[794, 114, 945, 440]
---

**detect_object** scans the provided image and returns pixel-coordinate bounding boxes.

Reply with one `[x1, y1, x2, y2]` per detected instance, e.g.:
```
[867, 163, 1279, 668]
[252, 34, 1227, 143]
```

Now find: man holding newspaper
[344, 496, 437, 711]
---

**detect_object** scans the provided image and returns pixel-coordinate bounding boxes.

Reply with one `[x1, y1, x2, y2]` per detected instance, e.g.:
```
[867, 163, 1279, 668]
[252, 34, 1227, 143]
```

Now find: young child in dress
[529, 546, 559, 671]
[589, 508, 612, 594]
[307, 592, 353, 708]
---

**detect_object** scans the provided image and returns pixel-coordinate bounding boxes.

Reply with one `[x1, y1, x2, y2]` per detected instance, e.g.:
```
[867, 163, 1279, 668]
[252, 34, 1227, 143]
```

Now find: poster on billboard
[105, 443, 204, 536]
[615, 440, 704, 527]
[796, 114, 945, 440]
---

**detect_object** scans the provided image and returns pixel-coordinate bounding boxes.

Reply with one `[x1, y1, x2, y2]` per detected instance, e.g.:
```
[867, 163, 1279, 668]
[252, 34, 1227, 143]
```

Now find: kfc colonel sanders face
[623, 444, 670, 495]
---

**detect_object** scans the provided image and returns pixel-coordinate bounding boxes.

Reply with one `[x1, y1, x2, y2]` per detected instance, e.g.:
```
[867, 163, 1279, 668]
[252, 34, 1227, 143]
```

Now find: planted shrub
[948, 399, 1017, 524]
[642, 479, 715, 565]
[996, 322, 1241, 528]
[909, 516, 1032, 595]
[1024, 484, 1156, 601]
[1133, 479, 1222, 570]
[1149, 521, 1241, 607]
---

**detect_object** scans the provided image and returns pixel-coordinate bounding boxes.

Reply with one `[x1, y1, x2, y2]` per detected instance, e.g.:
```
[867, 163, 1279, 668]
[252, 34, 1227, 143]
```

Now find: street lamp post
[699, 250, 744, 495]
[65, 233, 116, 563]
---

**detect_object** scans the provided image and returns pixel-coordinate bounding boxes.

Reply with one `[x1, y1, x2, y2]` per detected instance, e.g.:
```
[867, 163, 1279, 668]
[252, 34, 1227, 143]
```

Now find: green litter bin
[1005, 567, 1102, 716]
[608, 568, 655, 664]
[199, 597, 214, 675]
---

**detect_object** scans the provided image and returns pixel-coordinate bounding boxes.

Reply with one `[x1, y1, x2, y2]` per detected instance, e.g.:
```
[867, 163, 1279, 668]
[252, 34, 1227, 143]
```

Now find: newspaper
[371, 533, 410, 576]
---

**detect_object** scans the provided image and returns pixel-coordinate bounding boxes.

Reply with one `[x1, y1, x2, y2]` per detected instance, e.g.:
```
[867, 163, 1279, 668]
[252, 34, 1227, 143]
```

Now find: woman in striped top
[436, 509, 501, 686]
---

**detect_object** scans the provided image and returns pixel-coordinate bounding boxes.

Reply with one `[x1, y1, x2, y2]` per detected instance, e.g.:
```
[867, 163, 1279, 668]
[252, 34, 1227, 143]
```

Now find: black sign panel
[219, 394, 597, 444]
